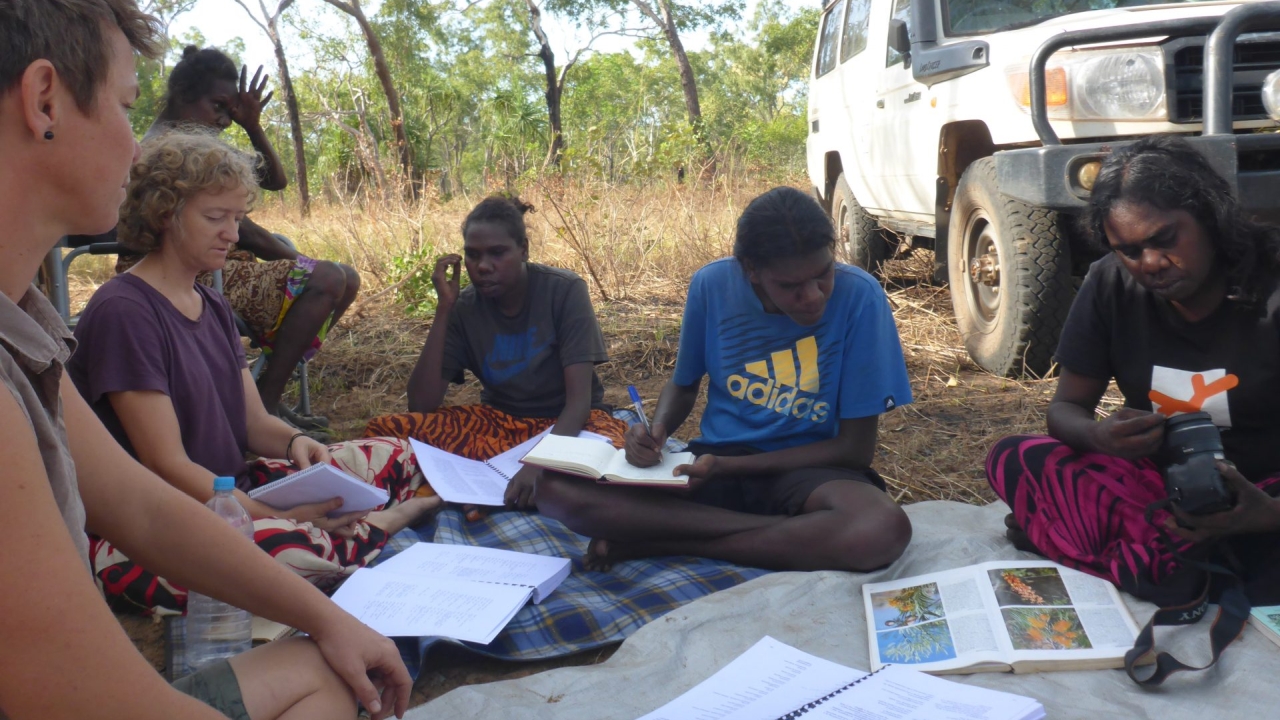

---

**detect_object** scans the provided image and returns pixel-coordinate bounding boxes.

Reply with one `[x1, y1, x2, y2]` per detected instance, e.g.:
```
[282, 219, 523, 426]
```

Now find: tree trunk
[524, 0, 564, 171]
[265, 20, 310, 216]
[323, 0, 416, 192]
[632, 0, 714, 169]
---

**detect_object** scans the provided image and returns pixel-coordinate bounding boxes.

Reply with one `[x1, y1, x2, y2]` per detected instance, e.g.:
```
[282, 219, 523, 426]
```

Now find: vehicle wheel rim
[962, 213, 1002, 331]
[837, 200, 852, 261]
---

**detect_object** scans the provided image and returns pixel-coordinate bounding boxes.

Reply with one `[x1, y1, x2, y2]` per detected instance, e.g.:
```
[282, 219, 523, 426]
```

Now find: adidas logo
[726, 336, 830, 424]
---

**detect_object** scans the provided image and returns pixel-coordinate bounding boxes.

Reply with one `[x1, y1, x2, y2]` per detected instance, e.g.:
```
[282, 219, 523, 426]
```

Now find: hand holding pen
[624, 385, 666, 468]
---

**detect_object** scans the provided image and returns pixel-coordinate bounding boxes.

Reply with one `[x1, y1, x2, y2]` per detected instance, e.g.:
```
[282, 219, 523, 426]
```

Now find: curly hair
[117, 130, 259, 254]
[733, 187, 836, 269]
[462, 193, 536, 249]
[157, 45, 237, 120]
[1088, 134, 1280, 303]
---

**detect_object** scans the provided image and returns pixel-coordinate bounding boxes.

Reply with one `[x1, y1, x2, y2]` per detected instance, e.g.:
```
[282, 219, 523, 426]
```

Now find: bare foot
[584, 538, 649, 572]
[367, 496, 442, 534]
[1003, 513, 1042, 556]
[584, 538, 616, 572]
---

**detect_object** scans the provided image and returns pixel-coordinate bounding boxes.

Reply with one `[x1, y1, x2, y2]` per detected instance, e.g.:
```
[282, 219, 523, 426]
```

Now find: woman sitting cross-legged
[70, 131, 439, 614]
[364, 195, 627, 512]
[989, 134, 1280, 604]
[535, 187, 914, 572]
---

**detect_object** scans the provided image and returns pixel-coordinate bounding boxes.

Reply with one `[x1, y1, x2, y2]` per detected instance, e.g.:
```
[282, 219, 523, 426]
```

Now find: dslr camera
[1160, 412, 1234, 516]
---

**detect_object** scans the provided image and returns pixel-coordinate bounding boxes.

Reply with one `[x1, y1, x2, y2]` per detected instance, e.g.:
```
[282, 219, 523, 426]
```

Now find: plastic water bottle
[184, 476, 255, 675]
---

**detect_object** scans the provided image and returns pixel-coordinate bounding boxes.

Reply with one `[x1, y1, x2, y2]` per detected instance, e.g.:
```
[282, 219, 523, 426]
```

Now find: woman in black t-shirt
[987, 135, 1280, 603]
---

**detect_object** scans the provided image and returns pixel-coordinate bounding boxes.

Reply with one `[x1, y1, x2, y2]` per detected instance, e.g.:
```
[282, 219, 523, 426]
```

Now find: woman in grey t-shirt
[366, 195, 627, 512]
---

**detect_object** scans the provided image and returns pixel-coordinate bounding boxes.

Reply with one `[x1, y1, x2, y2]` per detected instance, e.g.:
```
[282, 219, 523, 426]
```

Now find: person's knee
[533, 472, 591, 523]
[829, 500, 912, 572]
[339, 263, 361, 302]
[306, 261, 348, 301]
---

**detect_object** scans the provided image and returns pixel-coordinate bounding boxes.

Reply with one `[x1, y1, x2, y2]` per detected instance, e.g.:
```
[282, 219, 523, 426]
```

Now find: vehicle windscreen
[945, 0, 1216, 35]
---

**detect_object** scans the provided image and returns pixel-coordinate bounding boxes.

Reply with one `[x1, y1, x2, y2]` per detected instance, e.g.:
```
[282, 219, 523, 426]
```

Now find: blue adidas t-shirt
[673, 258, 912, 452]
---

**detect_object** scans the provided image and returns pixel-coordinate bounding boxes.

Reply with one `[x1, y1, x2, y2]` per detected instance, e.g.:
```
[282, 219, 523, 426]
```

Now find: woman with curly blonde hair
[69, 131, 440, 614]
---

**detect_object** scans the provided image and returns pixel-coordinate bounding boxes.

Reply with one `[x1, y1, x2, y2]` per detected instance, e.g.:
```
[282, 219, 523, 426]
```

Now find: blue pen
[628, 385, 653, 435]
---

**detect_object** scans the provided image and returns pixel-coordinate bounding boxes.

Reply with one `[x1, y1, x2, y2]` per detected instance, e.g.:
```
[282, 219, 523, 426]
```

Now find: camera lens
[1162, 411, 1224, 464]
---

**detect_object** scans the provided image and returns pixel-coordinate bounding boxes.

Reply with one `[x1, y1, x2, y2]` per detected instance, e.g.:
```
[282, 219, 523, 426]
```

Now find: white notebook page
[373, 543, 570, 603]
[330, 567, 531, 644]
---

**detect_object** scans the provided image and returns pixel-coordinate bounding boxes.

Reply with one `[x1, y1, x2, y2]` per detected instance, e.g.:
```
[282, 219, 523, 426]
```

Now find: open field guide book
[330, 542, 571, 644]
[864, 560, 1140, 675]
[1249, 605, 1280, 649]
[520, 434, 694, 486]
[638, 636, 1044, 720]
[409, 429, 612, 506]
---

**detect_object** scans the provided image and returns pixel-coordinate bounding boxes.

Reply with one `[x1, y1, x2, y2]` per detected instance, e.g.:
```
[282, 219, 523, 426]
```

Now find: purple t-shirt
[69, 273, 250, 479]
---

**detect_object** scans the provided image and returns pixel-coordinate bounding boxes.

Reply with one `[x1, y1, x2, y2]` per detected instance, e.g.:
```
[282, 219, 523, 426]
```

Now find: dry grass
[227, 181, 1075, 506]
[79, 179, 1119, 702]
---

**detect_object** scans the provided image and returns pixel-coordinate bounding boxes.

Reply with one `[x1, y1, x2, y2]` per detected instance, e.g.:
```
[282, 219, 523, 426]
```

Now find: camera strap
[1124, 501, 1249, 686]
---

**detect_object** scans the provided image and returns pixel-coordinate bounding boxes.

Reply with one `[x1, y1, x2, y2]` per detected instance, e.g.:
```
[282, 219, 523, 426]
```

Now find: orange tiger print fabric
[364, 405, 627, 459]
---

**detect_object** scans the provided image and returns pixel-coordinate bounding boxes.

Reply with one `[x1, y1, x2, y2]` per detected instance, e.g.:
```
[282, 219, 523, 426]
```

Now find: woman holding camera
[988, 135, 1280, 603]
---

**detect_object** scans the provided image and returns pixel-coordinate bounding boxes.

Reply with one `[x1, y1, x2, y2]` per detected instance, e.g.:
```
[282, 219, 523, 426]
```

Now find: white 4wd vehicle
[807, 0, 1280, 376]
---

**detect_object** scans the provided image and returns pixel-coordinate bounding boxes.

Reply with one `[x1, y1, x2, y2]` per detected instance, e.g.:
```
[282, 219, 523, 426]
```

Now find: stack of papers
[331, 543, 571, 644]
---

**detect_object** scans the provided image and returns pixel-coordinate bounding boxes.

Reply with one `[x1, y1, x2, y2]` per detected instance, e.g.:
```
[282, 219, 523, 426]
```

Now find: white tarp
[411, 501, 1280, 719]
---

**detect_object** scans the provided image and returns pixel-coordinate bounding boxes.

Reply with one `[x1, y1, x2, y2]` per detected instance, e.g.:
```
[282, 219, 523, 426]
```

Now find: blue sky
[170, 0, 819, 72]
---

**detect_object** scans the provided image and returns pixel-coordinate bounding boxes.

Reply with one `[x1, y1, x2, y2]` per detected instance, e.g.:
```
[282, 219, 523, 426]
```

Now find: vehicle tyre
[832, 173, 892, 276]
[947, 157, 1072, 378]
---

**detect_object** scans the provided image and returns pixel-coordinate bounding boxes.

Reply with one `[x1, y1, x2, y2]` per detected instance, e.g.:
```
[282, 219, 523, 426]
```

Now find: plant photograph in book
[875, 618, 957, 664]
[989, 567, 1071, 607]
[870, 583, 944, 631]
[1001, 607, 1092, 651]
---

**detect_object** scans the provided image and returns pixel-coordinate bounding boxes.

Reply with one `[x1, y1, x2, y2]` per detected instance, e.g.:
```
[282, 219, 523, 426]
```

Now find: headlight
[1263, 68, 1280, 122]
[1007, 47, 1167, 122]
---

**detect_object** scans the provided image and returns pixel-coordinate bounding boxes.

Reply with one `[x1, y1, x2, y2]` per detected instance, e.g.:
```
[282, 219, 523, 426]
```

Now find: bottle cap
[213, 476, 236, 492]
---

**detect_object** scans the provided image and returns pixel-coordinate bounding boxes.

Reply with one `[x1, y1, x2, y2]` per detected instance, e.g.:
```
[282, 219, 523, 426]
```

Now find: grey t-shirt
[443, 263, 608, 418]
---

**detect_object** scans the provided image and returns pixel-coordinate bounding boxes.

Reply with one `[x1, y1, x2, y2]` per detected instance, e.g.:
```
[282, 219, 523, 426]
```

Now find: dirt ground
[115, 252, 1102, 709]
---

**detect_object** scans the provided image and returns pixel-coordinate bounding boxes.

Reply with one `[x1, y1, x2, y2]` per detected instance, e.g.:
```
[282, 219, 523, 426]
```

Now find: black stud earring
[44, 130, 54, 140]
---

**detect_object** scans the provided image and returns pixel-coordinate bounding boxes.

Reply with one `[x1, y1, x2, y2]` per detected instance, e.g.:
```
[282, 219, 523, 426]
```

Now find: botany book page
[864, 560, 1139, 674]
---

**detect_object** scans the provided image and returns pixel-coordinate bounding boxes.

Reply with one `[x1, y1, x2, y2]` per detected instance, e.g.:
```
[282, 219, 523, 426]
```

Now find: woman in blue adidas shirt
[537, 187, 914, 571]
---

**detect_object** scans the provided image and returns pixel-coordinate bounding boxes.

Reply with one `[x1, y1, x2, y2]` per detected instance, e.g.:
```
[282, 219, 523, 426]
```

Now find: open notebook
[638, 636, 1044, 720]
[330, 543, 571, 644]
[520, 434, 694, 486]
[247, 463, 390, 517]
[409, 429, 613, 506]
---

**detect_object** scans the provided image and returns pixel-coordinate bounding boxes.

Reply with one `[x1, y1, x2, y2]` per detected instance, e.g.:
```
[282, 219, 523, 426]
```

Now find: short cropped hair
[118, 130, 260, 254]
[463, 194, 536, 249]
[1, 0, 163, 114]
[733, 187, 836, 268]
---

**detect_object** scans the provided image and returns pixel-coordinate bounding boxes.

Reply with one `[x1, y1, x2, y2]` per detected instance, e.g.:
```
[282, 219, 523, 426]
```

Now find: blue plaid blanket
[376, 507, 771, 678]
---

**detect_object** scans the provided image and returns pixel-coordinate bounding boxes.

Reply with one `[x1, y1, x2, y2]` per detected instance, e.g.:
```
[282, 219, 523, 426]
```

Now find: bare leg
[230, 637, 356, 720]
[537, 474, 911, 572]
[257, 261, 350, 412]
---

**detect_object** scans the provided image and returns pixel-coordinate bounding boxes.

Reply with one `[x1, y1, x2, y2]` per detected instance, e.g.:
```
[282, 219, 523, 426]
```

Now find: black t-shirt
[442, 263, 608, 418]
[1055, 254, 1280, 482]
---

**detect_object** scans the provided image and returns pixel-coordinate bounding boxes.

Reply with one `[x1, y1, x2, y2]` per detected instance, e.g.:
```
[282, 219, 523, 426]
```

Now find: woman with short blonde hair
[70, 131, 440, 615]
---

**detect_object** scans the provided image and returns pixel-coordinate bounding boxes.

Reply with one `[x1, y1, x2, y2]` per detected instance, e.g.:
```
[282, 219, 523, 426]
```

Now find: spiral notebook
[637, 636, 1043, 720]
[247, 463, 390, 517]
